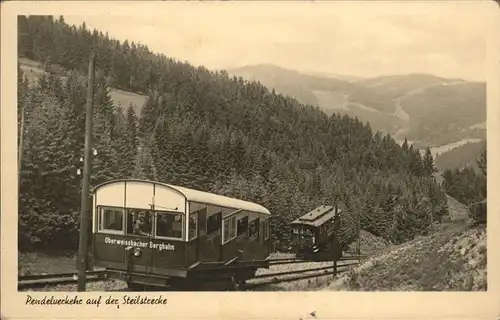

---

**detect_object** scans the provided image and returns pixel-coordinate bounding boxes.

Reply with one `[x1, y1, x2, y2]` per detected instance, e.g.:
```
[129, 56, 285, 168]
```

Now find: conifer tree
[401, 138, 409, 153]
[423, 147, 436, 175]
[477, 148, 487, 177]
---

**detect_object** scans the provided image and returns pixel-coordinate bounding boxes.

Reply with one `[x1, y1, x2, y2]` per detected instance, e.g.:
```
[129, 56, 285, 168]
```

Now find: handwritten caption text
[25, 294, 168, 309]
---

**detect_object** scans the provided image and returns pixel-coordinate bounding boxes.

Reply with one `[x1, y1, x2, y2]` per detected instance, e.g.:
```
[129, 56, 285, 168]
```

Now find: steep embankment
[345, 230, 392, 256]
[324, 196, 486, 291]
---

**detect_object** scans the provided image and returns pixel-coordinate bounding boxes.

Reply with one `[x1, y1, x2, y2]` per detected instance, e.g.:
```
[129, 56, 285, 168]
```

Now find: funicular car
[289, 205, 343, 261]
[91, 179, 272, 290]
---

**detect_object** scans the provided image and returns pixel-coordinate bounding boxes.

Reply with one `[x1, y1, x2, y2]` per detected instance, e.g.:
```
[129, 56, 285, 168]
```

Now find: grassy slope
[19, 58, 148, 115]
[18, 251, 77, 276]
[108, 88, 148, 116]
[325, 223, 486, 291]
[345, 230, 392, 256]
[320, 196, 486, 291]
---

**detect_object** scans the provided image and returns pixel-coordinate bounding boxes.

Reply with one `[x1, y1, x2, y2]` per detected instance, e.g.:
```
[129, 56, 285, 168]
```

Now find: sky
[62, 1, 492, 82]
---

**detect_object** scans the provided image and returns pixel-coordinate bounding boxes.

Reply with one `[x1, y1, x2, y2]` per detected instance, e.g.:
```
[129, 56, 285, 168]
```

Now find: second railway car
[91, 179, 271, 290]
[289, 205, 343, 261]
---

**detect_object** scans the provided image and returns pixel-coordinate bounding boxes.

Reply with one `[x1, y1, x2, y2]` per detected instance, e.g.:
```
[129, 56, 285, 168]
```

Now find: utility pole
[356, 204, 361, 258]
[77, 54, 95, 292]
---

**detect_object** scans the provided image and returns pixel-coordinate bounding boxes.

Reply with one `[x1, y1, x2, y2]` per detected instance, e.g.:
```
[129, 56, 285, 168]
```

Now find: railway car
[289, 205, 343, 261]
[91, 179, 272, 290]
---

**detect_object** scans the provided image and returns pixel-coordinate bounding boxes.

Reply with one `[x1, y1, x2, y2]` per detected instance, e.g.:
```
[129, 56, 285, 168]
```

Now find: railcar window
[263, 219, 270, 240]
[248, 218, 260, 239]
[97, 207, 102, 231]
[156, 212, 183, 239]
[189, 213, 198, 240]
[229, 216, 237, 239]
[223, 219, 230, 243]
[223, 215, 237, 244]
[237, 216, 249, 237]
[126, 209, 152, 236]
[207, 212, 221, 235]
[100, 208, 124, 232]
[189, 202, 206, 238]
[295, 227, 314, 245]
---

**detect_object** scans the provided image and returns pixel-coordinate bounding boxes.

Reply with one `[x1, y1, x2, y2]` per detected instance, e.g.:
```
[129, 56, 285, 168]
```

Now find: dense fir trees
[18, 69, 140, 250]
[422, 147, 436, 176]
[18, 15, 449, 251]
[443, 149, 487, 223]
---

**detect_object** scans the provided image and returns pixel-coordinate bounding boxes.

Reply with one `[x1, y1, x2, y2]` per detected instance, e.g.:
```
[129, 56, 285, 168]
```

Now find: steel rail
[253, 261, 358, 280]
[19, 270, 106, 282]
[269, 259, 306, 266]
[268, 255, 364, 266]
[243, 268, 350, 289]
[18, 270, 108, 289]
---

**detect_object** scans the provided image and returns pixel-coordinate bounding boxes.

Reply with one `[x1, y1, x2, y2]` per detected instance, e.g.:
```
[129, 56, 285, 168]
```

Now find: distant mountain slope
[228, 64, 358, 108]
[403, 82, 486, 147]
[305, 70, 364, 82]
[435, 140, 486, 171]
[354, 73, 461, 98]
[228, 64, 404, 137]
[229, 64, 486, 149]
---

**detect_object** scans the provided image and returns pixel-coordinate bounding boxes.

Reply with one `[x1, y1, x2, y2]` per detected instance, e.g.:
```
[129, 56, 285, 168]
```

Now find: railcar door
[197, 205, 222, 262]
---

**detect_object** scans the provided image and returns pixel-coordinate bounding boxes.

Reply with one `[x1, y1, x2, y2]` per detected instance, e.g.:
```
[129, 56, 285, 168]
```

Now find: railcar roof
[289, 205, 340, 227]
[93, 179, 271, 215]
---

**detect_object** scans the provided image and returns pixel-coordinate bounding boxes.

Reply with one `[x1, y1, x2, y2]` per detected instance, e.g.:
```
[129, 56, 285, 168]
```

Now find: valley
[229, 64, 486, 151]
[430, 138, 483, 158]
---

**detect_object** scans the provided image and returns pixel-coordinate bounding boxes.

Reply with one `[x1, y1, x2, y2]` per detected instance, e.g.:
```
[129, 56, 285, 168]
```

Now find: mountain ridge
[228, 63, 486, 149]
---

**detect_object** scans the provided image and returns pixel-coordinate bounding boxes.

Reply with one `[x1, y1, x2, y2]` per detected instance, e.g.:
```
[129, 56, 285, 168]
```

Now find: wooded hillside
[18, 15, 448, 252]
[442, 149, 487, 223]
[435, 140, 486, 171]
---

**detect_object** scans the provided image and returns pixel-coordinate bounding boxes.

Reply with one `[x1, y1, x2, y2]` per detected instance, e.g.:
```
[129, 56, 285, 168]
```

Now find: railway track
[19, 256, 362, 291]
[254, 261, 359, 280]
[268, 255, 365, 266]
[242, 261, 358, 290]
[18, 270, 108, 290]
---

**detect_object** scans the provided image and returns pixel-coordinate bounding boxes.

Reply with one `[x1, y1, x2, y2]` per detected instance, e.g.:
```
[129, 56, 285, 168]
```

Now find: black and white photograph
[2, 1, 499, 318]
